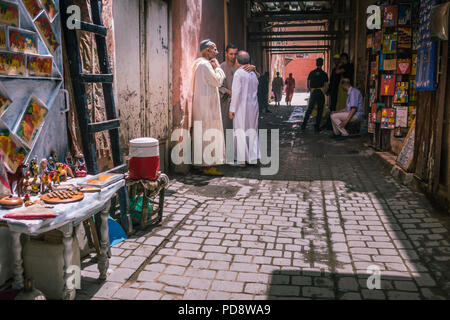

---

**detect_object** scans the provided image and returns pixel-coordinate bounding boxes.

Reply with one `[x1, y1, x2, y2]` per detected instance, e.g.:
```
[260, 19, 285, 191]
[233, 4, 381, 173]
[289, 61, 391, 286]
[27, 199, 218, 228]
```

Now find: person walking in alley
[272, 72, 284, 106]
[219, 44, 259, 138]
[330, 78, 363, 138]
[285, 73, 296, 106]
[191, 39, 226, 176]
[301, 58, 329, 132]
[229, 51, 261, 167]
[258, 72, 271, 113]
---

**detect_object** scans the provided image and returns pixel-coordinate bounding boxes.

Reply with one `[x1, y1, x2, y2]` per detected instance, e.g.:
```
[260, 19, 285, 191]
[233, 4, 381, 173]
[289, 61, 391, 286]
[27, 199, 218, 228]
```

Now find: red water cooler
[128, 138, 160, 181]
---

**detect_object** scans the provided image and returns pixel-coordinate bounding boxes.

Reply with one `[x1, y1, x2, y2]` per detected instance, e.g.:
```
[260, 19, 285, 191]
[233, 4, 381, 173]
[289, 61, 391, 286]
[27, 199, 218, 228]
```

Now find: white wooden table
[0, 178, 125, 300]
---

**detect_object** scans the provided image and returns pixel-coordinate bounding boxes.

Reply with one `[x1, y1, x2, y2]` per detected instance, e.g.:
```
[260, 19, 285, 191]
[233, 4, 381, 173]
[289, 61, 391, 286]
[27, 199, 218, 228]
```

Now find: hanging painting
[398, 27, 412, 48]
[0, 25, 6, 50]
[8, 27, 38, 54]
[408, 106, 416, 127]
[0, 125, 28, 172]
[412, 27, 420, 50]
[397, 59, 411, 74]
[394, 81, 409, 104]
[381, 108, 396, 129]
[15, 94, 48, 148]
[373, 31, 382, 53]
[22, 0, 44, 20]
[367, 34, 373, 49]
[382, 33, 397, 54]
[0, 0, 19, 27]
[27, 54, 52, 77]
[39, 0, 58, 22]
[370, 103, 377, 123]
[398, 3, 412, 25]
[0, 81, 11, 116]
[383, 58, 397, 71]
[34, 11, 59, 54]
[381, 74, 396, 96]
[376, 103, 385, 124]
[383, 5, 398, 27]
[370, 56, 379, 81]
[0, 51, 26, 75]
[395, 106, 409, 128]
[409, 80, 417, 102]
[411, 54, 417, 75]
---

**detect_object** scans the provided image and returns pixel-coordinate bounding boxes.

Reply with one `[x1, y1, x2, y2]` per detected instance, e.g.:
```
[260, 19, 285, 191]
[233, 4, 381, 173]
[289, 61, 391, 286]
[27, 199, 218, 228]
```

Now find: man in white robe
[229, 51, 261, 166]
[191, 40, 226, 176]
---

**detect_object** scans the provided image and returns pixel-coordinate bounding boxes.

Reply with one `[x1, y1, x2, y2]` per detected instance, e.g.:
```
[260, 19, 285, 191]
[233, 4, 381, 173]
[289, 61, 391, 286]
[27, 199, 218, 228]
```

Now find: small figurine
[6, 162, 27, 197]
[24, 193, 32, 207]
[30, 176, 41, 196]
[29, 156, 39, 178]
[50, 170, 60, 186]
[47, 157, 56, 172]
[39, 159, 48, 176]
[75, 153, 87, 177]
[65, 152, 75, 171]
[50, 150, 58, 162]
[41, 172, 53, 194]
[57, 163, 69, 182]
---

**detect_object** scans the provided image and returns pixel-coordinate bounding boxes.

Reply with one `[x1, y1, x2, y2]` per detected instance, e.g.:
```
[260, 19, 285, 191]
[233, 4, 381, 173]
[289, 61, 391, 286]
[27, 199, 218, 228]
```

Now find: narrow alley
[77, 99, 450, 300]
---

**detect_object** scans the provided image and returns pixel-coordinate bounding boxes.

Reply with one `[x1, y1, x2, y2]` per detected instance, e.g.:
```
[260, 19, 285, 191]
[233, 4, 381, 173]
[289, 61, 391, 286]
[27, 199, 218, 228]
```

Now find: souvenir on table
[383, 5, 398, 27]
[411, 54, 417, 75]
[398, 27, 412, 48]
[78, 172, 124, 189]
[28, 155, 38, 177]
[3, 206, 58, 220]
[373, 31, 382, 52]
[15, 94, 49, 148]
[409, 80, 417, 102]
[395, 105, 409, 128]
[398, 3, 412, 25]
[0, 128, 28, 173]
[0, 25, 6, 50]
[8, 27, 38, 54]
[22, 0, 44, 20]
[0, 51, 26, 76]
[74, 153, 87, 177]
[41, 190, 84, 204]
[367, 34, 373, 49]
[0, 196, 23, 209]
[0, 81, 11, 116]
[0, 0, 19, 27]
[382, 33, 397, 54]
[34, 11, 59, 54]
[39, 0, 58, 21]
[397, 59, 411, 74]
[394, 81, 409, 104]
[383, 58, 397, 71]
[381, 74, 396, 96]
[408, 106, 416, 127]
[381, 108, 396, 129]
[27, 54, 52, 77]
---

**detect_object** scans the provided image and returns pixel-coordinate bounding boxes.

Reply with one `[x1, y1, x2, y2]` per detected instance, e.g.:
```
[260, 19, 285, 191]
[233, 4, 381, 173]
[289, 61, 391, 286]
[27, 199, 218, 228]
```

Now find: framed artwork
[398, 4, 412, 25]
[373, 31, 382, 52]
[22, 0, 44, 20]
[367, 34, 373, 49]
[370, 56, 379, 81]
[384, 58, 397, 71]
[39, 0, 58, 22]
[15, 94, 48, 148]
[370, 103, 378, 123]
[383, 5, 398, 27]
[0, 51, 27, 76]
[411, 54, 417, 75]
[8, 27, 38, 54]
[0, 25, 6, 50]
[397, 59, 411, 74]
[412, 27, 420, 50]
[409, 80, 417, 102]
[0, 81, 11, 116]
[34, 11, 59, 54]
[381, 74, 396, 96]
[394, 81, 409, 104]
[0, 0, 19, 27]
[376, 103, 385, 124]
[0, 125, 28, 173]
[395, 106, 409, 128]
[408, 106, 416, 127]
[398, 27, 412, 49]
[382, 33, 397, 54]
[369, 88, 377, 106]
[27, 54, 52, 77]
[381, 108, 396, 129]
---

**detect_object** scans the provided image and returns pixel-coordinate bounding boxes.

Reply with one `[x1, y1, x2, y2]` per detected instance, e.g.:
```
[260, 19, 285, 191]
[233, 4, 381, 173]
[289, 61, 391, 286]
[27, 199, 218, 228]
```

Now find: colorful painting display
[34, 11, 59, 53]
[8, 27, 38, 54]
[398, 4, 412, 25]
[373, 31, 382, 52]
[383, 6, 398, 27]
[381, 74, 396, 96]
[397, 59, 411, 74]
[39, 0, 58, 21]
[0, 0, 19, 27]
[0, 25, 6, 50]
[376, 103, 385, 124]
[367, 34, 373, 49]
[408, 106, 416, 127]
[384, 58, 397, 71]
[370, 57, 379, 81]
[0, 82, 11, 116]
[395, 106, 409, 128]
[381, 108, 396, 129]
[0, 51, 26, 75]
[410, 80, 417, 102]
[0, 127, 27, 172]
[411, 54, 417, 75]
[22, 0, 44, 20]
[27, 54, 52, 77]
[394, 82, 409, 104]
[16, 94, 48, 148]
[382, 33, 398, 54]
[398, 27, 412, 48]
[412, 28, 420, 50]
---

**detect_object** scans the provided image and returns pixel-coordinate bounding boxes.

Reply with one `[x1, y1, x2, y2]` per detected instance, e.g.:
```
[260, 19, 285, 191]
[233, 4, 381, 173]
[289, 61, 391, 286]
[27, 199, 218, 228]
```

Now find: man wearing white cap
[191, 40, 226, 176]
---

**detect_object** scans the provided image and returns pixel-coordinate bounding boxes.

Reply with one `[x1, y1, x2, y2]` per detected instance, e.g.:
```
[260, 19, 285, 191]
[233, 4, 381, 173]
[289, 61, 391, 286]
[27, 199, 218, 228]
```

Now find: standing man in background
[285, 73, 296, 106]
[272, 72, 284, 107]
[322, 54, 343, 130]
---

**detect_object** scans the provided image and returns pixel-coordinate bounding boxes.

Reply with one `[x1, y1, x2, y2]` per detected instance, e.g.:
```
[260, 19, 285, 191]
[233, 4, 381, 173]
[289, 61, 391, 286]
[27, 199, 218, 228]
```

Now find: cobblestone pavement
[77, 103, 450, 300]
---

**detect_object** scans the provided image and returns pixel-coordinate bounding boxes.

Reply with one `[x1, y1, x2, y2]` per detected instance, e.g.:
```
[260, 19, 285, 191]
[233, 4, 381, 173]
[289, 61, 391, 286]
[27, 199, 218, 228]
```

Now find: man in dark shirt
[301, 58, 329, 132]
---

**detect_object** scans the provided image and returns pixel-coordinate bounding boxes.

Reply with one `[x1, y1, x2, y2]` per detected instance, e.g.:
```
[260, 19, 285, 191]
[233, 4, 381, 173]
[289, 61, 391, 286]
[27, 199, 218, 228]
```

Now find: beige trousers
[331, 112, 360, 136]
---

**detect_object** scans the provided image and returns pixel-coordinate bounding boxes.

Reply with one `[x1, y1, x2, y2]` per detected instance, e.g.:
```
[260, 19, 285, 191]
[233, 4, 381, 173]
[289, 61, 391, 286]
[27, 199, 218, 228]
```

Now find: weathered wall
[228, 0, 245, 50]
[200, 0, 225, 62]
